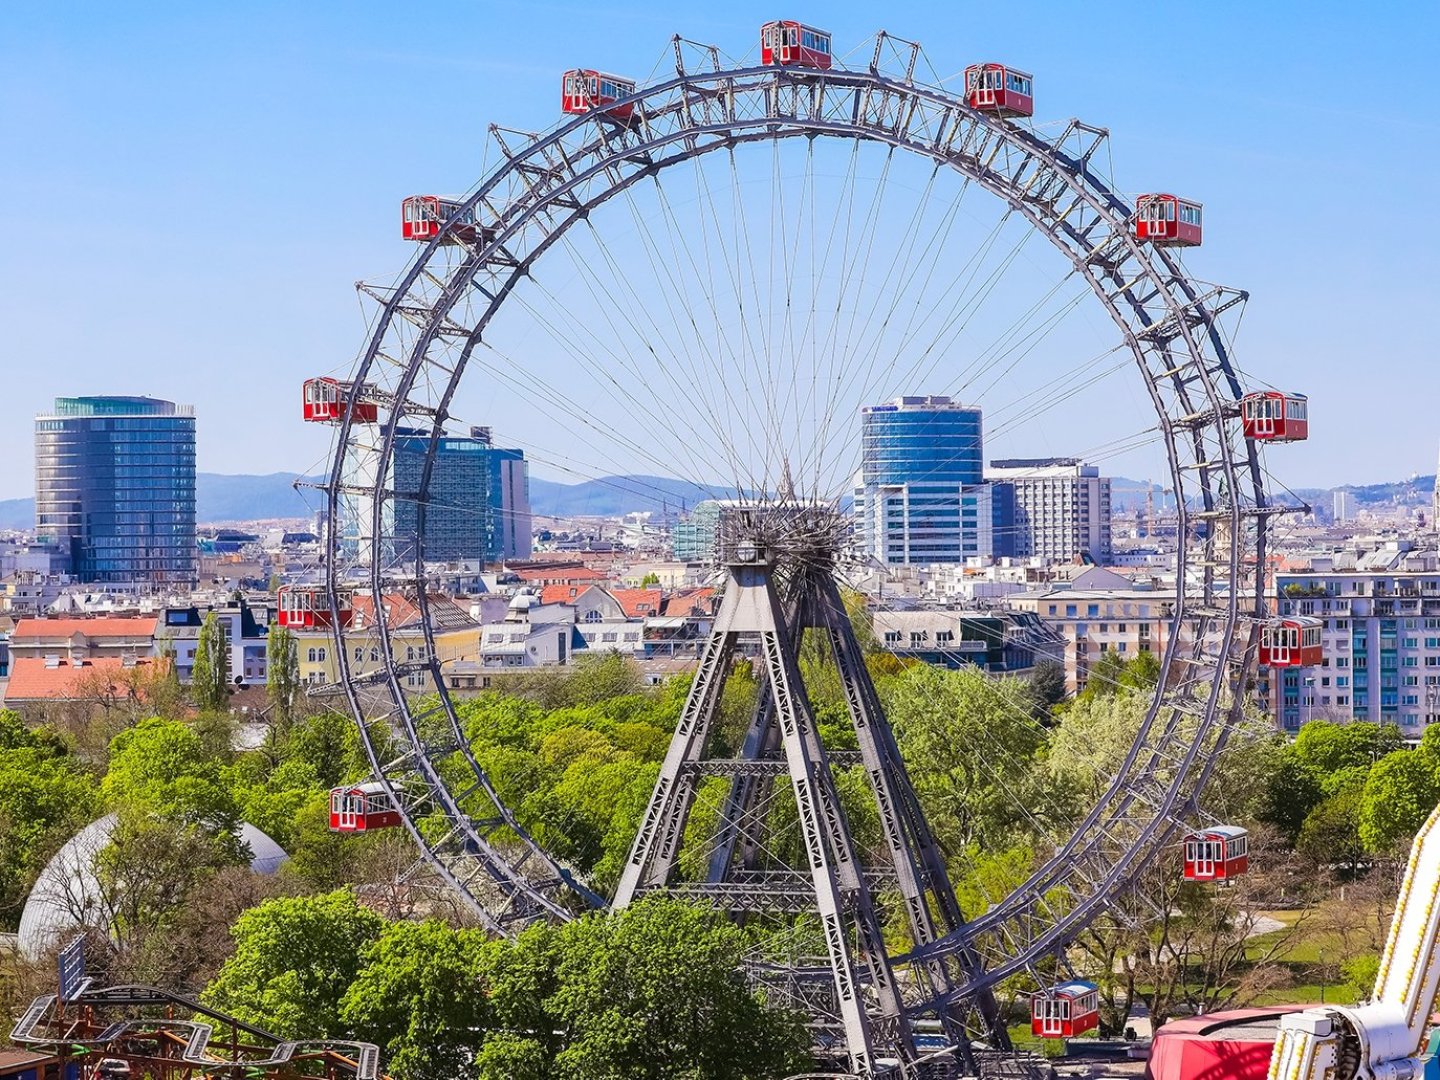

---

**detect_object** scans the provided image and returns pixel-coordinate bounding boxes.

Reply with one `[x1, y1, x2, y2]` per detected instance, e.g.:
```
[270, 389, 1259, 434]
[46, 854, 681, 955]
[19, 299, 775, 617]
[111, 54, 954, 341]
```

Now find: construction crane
[1267, 802, 1440, 1080]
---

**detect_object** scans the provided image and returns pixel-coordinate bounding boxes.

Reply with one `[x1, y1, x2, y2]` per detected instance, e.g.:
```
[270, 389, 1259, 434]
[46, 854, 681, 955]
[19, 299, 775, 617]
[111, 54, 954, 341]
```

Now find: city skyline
[2, 1, 1435, 500]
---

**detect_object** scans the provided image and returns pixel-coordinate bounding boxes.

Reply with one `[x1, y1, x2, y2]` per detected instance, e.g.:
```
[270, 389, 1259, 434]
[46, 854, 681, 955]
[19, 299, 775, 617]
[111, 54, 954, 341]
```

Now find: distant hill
[0, 472, 739, 530]
[528, 474, 743, 518]
[1109, 475, 1438, 514]
[0, 472, 320, 530]
[4, 468, 1430, 532]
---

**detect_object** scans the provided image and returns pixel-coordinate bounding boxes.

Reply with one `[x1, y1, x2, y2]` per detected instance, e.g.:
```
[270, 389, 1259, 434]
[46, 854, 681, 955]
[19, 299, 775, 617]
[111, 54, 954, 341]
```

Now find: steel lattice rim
[322, 45, 1270, 1004]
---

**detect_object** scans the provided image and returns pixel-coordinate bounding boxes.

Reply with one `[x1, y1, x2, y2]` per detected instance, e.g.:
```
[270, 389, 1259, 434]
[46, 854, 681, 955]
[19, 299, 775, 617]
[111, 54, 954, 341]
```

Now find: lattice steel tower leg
[613, 506, 1006, 1076]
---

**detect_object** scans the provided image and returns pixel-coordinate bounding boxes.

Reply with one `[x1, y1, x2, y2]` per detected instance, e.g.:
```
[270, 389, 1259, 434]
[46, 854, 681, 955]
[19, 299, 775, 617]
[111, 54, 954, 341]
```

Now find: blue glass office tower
[34, 396, 197, 584]
[853, 396, 993, 565]
[392, 426, 531, 564]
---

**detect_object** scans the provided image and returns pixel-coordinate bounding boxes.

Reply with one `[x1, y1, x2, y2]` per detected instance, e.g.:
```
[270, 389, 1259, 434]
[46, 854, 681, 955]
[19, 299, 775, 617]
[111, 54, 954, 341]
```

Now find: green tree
[1118, 650, 1162, 692]
[0, 744, 100, 929]
[204, 889, 386, 1038]
[91, 808, 241, 980]
[1079, 649, 1128, 700]
[1255, 745, 1324, 844]
[476, 898, 811, 1079]
[1297, 787, 1366, 873]
[339, 920, 494, 1080]
[192, 611, 231, 713]
[885, 665, 1056, 854]
[1048, 687, 1151, 802]
[1359, 750, 1440, 853]
[284, 709, 365, 789]
[1292, 720, 1403, 777]
[1027, 659, 1068, 715]
[103, 717, 240, 841]
[639, 572, 661, 587]
[266, 623, 301, 729]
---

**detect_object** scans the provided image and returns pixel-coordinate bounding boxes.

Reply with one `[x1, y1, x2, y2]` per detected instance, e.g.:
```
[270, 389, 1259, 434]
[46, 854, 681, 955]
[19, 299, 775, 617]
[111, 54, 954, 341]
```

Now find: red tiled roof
[540, 584, 592, 605]
[610, 588, 663, 619]
[4, 655, 168, 702]
[12, 616, 158, 640]
[349, 593, 471, 630]
[662, 588, 717, 618]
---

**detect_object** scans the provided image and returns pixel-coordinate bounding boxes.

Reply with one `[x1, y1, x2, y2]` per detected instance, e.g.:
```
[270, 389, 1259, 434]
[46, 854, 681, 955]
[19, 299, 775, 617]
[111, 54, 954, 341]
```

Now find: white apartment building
[1273, 542, 1440, 735]
[1006, 566, 1177, 693]
[986, 458, 1113, 565]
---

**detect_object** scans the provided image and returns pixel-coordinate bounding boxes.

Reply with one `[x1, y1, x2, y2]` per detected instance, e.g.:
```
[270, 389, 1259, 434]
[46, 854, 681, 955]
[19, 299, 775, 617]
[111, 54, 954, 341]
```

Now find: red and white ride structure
[1182, 825, 1250, 882]
[964, 62, 1033, 117]
[1241, 391, 1309, 443]
[1032, 981, 1101, 1039]
[760, 20, 833, 68]
[1259, 617, 1323, 668]
[1136, 193, 1204, 247]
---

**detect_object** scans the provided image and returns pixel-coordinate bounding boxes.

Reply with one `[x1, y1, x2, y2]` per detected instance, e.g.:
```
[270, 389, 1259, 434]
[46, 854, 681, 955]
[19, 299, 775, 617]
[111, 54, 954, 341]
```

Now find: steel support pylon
[613, 537, 1007, 1076]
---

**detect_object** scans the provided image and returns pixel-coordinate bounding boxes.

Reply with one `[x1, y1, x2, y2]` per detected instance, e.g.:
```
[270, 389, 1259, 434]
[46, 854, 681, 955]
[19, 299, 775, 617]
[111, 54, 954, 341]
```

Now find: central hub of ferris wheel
[713, 500, 853, 567]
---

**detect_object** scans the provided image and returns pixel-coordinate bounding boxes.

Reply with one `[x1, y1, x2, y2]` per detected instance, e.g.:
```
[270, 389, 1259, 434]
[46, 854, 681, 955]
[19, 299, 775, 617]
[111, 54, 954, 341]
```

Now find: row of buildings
[854, 395, 1111, 567]
[27, 397, 535, 588]
[675, 396, 1114, 568]
[15, 525, 1440, 739]
[26, 393, 1107, 592]
[0, 559, 1067, 710]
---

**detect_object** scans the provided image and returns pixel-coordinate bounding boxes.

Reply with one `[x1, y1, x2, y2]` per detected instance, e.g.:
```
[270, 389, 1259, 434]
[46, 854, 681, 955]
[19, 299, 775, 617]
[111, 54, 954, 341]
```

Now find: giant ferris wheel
[294, 22, 1304, 1077]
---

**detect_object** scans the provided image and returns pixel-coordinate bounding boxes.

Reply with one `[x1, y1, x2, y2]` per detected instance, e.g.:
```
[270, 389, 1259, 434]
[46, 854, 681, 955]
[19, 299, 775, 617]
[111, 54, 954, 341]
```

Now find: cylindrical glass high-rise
[34, 396, 197, 585]
[854, 395, 994, 565]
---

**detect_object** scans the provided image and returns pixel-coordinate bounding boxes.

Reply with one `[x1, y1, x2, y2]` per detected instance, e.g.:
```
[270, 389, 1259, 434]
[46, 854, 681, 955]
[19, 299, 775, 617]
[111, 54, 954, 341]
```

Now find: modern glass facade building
[673, 500, 724, 562]
[392, 427, 531, 564]
[34, 396, 197, 585]
[853, 396, 993, 565]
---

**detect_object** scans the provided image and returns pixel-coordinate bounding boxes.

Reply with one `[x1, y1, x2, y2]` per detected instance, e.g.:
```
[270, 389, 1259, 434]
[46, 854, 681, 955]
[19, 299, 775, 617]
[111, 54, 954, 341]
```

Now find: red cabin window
[277, 585, 353, 630]
[1241, 391, 1308, 443]
[1136, 194, 1203, 247]
[760, 21, 833, 69]
[302, 378, 378, 425]
[964, 63, 1033, 118]
[329, 783, 402, 832]
[1184, 827, 1249, 881]
[561, 70, 637, 120]
[1259, 618, 1322, 668]
[402, 195, 489, 245]
[1032, 982, 1100, 1038]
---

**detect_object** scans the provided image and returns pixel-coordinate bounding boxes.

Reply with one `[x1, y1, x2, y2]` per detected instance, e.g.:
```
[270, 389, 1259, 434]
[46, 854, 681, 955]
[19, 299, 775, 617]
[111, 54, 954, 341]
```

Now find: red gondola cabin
[276, 584, 354, 630]
[1259, 617, 1322, 668]
[401, 195, 491, 244]
[964, 63, 1033, 118]
[1241, 391, 1308, 443]
[1136, 194, 1203, 247]
[561, 70, 637, 120]
[1032, 981, 1100, 1039]
[760, 21, 833, 69]
[302, 377, 379, 425]
[1184, 825, 1249, 882]
[329, 782, 402, 832]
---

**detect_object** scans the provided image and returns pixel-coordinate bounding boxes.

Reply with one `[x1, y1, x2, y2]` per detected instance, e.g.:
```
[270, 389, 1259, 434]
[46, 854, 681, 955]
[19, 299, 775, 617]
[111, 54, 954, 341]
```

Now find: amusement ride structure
[8, 20, 1331, 1080]
[279, 21, 1319, 1078]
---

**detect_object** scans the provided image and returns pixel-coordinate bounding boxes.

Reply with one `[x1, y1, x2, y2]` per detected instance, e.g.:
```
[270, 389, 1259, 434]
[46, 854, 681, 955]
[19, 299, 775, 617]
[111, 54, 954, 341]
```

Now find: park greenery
[2, 630, 1440, 1075]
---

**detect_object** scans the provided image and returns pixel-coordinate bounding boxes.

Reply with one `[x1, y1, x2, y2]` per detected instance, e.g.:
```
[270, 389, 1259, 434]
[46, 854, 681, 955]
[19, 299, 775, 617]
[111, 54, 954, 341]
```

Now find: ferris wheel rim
[322, 46, 1270, 1001]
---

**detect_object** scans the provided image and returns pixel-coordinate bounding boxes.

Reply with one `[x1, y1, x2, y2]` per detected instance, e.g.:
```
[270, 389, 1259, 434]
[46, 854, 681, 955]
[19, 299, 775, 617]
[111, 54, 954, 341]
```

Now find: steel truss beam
[319, 35, 1271, 1064]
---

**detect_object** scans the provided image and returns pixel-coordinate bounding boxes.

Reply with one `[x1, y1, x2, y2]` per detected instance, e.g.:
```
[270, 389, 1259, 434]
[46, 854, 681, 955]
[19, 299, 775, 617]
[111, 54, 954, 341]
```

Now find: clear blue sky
[1, 0, 1435, 498]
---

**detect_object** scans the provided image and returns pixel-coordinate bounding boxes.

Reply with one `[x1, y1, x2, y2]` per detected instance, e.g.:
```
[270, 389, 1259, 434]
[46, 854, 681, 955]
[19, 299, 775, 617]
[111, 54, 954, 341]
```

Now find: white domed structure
[17, 813, 288, 959]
